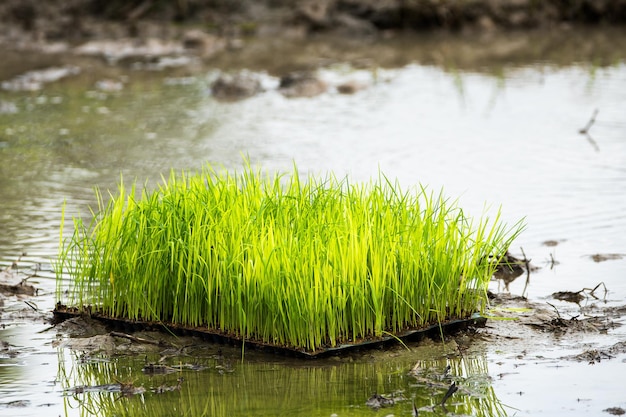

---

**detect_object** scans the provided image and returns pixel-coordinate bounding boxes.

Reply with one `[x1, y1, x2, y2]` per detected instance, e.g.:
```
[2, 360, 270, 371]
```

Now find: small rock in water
[279, 71, 327, 98]
[337, 80, 366, 94]
[211, 73, 262, 102]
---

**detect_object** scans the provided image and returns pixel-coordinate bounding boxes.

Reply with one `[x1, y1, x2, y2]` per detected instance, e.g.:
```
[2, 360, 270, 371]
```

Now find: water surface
[1, 29, 625, 416]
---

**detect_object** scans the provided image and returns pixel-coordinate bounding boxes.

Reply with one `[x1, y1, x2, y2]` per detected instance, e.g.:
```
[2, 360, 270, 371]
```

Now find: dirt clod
[589, 253, 624, 263]
[552, 291, 585, 304]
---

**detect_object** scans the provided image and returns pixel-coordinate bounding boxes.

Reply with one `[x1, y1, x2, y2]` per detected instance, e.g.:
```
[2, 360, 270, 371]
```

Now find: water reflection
[58, 344, 507, 417]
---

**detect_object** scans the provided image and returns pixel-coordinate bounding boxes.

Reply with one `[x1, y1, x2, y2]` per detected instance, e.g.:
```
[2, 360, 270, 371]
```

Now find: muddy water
[1, 29, 626, 416]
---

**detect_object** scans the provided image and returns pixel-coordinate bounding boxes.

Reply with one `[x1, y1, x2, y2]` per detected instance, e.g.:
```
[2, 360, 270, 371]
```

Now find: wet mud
[2, 0, 626, 89]
[52, 303, 487, 358]
[486, 292, 623, 339]
[1, 0, 626, 49]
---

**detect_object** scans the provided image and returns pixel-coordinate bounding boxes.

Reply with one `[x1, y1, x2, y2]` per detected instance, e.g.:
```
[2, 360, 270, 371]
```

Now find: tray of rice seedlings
[54, 163, 524, 357]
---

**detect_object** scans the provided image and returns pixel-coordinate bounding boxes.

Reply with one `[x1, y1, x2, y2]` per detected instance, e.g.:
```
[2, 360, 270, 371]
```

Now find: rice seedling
[56, 162, 524, 352]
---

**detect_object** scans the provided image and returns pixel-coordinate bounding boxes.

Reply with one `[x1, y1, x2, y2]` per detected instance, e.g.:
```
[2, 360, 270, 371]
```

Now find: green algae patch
[55, 163, 523, 353]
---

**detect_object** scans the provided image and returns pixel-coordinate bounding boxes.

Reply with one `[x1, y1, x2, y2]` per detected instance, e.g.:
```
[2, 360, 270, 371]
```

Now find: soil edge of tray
[53, 303, 487, 359]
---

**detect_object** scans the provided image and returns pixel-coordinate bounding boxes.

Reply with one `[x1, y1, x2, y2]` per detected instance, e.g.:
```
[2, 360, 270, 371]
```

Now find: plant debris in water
[56, 162, 523, 352]
[552, 282, 608, 304]
[365, 393, 396, 409]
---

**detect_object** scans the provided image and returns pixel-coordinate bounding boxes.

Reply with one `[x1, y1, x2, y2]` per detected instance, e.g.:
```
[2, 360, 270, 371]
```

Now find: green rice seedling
[56, 162, 524, 352]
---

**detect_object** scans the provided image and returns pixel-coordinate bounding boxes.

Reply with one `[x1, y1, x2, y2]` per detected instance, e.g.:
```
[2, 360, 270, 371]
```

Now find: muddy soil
[44, 292, 626, 362]
[3, 0, 626, 96]
[2, 0, 626, 53]
[484, 293, 626, 362]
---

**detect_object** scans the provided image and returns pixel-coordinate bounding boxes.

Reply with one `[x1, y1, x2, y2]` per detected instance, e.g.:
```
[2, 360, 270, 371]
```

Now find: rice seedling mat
[55, 163, 523, 357]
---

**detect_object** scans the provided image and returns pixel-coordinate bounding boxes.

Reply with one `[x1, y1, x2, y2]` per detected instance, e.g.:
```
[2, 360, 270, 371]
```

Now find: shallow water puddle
[2, 30, 626, 416]
[53, 339, 504, 417]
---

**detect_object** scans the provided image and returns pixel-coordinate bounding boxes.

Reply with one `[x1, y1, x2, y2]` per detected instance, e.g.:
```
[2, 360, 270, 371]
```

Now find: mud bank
[1, 0, 626, 49]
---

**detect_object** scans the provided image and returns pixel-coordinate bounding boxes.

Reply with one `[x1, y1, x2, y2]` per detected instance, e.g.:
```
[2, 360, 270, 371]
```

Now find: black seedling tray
[53, 303, 486, 359]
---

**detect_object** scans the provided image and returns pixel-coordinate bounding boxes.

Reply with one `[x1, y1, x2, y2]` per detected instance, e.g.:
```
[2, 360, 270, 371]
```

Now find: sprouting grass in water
[56, 163, 523, 352]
